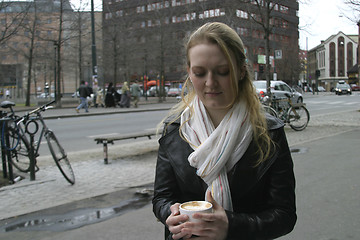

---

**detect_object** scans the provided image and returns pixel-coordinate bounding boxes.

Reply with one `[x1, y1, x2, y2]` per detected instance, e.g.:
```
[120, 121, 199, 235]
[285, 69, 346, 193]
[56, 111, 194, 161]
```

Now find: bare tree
[0, 1, 29, 45]
[239, 0, 299, 91]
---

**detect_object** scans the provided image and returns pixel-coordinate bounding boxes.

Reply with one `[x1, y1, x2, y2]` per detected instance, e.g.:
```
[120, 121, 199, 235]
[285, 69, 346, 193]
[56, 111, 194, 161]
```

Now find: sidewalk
[12, 96, 179, 119]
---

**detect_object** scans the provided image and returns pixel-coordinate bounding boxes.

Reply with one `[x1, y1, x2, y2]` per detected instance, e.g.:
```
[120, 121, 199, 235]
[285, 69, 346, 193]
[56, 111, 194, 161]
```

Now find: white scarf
[180, 96, 253, 211]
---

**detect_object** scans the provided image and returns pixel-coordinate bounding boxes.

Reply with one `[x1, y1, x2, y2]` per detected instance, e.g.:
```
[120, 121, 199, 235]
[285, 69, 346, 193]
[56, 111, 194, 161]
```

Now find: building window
[116, 10, 123, 17]
[347, 42, 353, 71]
[279, 5, 289, 13]
[237, 27, 249, 37]
[236, 10, 248, 19]
[338, 37, 345, 77]
[329, 42, 335, 77]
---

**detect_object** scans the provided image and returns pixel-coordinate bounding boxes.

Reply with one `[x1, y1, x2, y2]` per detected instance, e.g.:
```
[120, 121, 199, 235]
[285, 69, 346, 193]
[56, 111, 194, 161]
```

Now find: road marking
[345, 102, 359, 105]
[327, 101, 343, 105]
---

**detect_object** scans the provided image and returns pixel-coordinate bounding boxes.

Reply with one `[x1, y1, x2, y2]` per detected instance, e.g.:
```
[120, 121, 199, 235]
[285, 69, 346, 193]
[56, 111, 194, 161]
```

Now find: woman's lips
[205, 92, 222, 97]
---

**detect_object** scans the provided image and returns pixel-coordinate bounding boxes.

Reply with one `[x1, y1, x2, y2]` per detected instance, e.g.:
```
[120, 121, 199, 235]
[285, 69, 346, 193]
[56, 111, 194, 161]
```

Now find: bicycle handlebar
[28, 100, 56, 115]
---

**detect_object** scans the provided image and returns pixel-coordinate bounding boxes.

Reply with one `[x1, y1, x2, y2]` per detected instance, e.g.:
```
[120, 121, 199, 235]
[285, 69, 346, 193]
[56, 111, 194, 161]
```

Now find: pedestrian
[75, 81, 90, 113]
[130, 81, 141, 108]
[119, 81, 130, 108]
[95, 88, 104, 108]
[5, 89, 10, 99]
[152, 22, 296, 240]
[105, 82, 116, 107]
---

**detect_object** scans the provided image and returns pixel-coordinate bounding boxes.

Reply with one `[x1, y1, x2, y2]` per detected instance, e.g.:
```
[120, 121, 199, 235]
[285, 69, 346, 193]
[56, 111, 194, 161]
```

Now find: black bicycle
[261, 93, 310, 131]
[0, 100, 75, 184]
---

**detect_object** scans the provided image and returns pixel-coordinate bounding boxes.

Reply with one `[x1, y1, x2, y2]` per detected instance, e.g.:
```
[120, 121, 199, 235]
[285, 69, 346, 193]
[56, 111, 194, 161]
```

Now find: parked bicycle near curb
[0, 100, 75, 184]
[261, 93, 310, 131]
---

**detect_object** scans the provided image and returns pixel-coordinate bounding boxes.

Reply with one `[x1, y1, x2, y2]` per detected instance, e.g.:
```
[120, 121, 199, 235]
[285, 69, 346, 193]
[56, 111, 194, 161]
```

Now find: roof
[309, 31, 358, 51]
[347, 64, 358, 74]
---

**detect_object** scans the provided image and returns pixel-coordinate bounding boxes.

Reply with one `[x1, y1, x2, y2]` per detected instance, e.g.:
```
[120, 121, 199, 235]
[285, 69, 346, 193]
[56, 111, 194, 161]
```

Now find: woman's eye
[194, 72, 205, 77]
[218, 70, 229, 76]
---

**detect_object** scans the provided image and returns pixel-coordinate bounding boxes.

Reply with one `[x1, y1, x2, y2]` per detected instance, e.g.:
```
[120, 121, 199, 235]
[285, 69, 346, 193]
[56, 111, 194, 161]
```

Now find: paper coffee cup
[179, 201, 213, 222]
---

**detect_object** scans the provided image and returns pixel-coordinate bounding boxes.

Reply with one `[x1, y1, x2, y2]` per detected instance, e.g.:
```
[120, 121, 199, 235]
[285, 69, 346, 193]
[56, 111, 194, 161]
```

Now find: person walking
[130, 82, 141, 108]
[105, 82, 116, 107]
[75, 81, 90, 113]
[95, 88, 104, 108]
[152, 22, 296, 240]
[119, 81, 130, 108]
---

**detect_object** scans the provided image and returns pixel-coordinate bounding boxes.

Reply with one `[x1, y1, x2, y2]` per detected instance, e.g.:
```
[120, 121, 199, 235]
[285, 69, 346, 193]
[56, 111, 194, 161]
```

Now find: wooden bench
[94, 129, 160, 164]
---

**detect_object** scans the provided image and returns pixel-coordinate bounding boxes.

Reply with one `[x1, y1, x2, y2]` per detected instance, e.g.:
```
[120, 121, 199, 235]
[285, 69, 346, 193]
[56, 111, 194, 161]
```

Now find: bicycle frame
[11, 106, 53, 159]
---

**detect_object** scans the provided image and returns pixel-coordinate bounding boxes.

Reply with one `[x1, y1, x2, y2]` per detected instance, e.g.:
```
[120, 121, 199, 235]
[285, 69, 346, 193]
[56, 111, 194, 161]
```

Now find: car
[253, 80, 303, 103]
[335, 81, 352, 95]
[317, 86, 326, 92]
[351, 84, 360, 91]
[37, 92, 55, 98]
[167, 88, 181, 97]
[72, 91, 79, 98]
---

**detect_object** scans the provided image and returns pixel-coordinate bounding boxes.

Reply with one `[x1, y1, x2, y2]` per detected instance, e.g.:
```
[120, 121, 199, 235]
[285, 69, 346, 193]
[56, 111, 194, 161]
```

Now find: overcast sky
[71, 0, 359, 51]
[299, 0, 358, 50]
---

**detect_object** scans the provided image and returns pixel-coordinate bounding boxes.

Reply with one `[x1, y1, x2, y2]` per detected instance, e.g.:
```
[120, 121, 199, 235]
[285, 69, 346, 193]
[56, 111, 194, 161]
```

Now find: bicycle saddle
[0, 101, 16, 108]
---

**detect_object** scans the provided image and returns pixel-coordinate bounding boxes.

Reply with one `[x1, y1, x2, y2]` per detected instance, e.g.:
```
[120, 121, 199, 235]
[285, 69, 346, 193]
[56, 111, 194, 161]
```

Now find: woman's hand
[166, 203, 192, 239]
[180, 191, 229, 240]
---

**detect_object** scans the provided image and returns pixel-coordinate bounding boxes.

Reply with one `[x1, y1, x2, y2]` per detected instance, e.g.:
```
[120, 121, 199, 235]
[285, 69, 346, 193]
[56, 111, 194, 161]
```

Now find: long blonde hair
[159, 22, 273, 165]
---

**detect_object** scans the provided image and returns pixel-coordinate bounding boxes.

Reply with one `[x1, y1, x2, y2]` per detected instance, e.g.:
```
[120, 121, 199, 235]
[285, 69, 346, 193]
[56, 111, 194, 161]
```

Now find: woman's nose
[205, 72, 217, 87]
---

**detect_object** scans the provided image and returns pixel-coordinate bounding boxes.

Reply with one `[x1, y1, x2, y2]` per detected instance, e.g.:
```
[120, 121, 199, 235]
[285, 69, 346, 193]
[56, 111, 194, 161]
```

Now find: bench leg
[103, 141, 108, 164]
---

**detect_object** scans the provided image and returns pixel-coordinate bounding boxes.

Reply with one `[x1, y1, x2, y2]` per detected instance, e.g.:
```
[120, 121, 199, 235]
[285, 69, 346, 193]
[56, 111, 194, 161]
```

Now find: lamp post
[90, 0, 98, 88]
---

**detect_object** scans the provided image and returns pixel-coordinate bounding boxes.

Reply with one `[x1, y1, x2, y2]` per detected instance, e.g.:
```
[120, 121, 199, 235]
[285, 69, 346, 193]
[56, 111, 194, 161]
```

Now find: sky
[299, 0, 359, 50]
[71, 0, 359, 51]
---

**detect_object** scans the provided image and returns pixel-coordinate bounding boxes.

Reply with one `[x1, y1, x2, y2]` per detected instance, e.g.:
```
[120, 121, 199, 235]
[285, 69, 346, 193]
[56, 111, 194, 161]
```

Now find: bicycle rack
[25, 120, 39, 181]
[0, 117, 14, 183]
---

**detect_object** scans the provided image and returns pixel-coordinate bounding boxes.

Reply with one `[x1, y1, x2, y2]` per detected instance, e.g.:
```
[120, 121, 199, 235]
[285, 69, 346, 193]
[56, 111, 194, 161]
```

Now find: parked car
[253, 80, 303, 103]
[335, 81, 352, 95]
[351, 84, 360, 91]
[37, 93, 55, 98]
[317, 86, 326, 92]
[167, 88, 181, 97]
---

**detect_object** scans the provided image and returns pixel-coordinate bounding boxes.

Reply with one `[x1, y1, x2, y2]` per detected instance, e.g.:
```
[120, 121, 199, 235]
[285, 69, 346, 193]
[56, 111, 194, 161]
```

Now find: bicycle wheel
[46, 130, 75, 184]
[263, 105, 278, 118]
[287, 106, 310, 131]
[5, 122, 32, 172]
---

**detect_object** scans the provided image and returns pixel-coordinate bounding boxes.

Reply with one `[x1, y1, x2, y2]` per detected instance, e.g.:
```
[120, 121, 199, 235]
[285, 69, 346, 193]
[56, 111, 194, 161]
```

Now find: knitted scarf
[180, 96, 253, 211]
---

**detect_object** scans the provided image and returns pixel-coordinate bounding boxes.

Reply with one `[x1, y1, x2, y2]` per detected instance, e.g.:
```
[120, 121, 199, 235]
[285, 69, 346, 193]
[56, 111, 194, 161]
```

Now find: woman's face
[187, 43, 235, 114]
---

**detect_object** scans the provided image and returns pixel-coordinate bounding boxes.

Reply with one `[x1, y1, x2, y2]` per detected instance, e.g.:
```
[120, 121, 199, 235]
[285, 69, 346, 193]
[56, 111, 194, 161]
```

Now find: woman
[119, 81, 130, 108]
[105, 82, 116, 108]
[152, 22, 296, 240]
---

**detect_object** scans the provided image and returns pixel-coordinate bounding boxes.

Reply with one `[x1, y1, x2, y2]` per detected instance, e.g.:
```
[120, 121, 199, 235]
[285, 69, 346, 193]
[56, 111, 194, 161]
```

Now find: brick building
[0, 0, 102, 98]
[102, 0, 299, 88]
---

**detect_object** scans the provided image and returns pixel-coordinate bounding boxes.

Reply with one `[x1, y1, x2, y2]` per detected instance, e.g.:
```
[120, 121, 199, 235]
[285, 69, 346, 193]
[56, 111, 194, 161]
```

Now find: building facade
[308, 31, 358, 91]
[0, 0, 102, 98]
[102, 0, 299, 88]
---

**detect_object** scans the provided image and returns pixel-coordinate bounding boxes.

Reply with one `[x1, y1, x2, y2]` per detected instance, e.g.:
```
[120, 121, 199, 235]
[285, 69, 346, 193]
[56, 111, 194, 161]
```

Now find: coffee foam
[181, 201, 212, 211]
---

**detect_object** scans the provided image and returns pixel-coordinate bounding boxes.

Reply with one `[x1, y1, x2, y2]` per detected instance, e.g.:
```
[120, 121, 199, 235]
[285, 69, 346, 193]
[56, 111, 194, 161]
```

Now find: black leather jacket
[152, 115, 296, 240]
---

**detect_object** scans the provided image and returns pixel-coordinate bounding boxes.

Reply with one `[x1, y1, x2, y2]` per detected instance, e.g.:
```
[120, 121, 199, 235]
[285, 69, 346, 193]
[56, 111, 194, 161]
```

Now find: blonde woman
[152, 22, 296, 240]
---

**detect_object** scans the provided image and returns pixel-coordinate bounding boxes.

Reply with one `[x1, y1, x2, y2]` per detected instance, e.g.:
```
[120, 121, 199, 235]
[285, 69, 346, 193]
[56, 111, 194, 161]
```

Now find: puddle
[290, 147, 308, 154]
[0, 190, 152, 232]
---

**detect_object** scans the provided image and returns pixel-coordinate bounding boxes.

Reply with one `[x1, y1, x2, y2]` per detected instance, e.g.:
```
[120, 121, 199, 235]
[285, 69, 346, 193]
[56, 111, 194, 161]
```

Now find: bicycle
[0, 100, 75, 184]
[261, 93, 310, 131]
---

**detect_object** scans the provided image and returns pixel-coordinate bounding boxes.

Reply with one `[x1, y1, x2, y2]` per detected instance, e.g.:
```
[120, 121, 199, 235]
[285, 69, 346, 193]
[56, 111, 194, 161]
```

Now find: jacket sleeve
[226, 127, 297, 240]
[152, 124, 182, 226]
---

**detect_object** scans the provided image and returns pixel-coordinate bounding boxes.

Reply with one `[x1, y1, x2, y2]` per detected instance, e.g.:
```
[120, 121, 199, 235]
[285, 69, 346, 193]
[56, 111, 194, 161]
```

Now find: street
[36, 93, 360, 157]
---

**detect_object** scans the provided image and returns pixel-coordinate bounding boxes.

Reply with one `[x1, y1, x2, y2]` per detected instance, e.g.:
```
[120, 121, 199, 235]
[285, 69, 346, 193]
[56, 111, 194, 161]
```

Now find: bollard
[103, 140, 108, 164]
